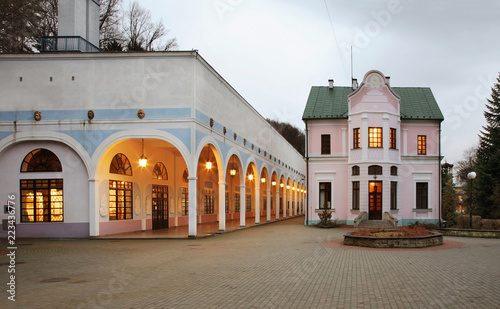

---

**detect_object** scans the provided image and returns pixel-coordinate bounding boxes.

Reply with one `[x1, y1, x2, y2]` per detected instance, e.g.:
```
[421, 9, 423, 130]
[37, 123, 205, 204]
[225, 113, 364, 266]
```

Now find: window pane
[390, 128, 397, 149]
[416, 182, 428, 209]
[319, 182, 331, 209]
[20, 179, 63, 222]
[352, 181, 360, 210]
[321, 134, 331, 154]
[391, 182, 397, 210]
[418, 135, 427, 155]
[368, 127, 383, 148]
[353, 128, 360, 149]
[109, 180, 133, 220]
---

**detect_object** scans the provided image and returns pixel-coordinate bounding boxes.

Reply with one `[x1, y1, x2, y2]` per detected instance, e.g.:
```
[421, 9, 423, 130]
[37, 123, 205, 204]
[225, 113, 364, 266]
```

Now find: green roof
[302, 86, 444, 121]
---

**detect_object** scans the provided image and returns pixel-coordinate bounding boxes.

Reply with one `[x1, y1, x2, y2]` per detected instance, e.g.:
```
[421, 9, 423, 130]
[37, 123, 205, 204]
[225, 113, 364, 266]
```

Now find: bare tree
[454, 146, 477, 182]
[99, 0, 123, 50]
[0, 0, 178, 53]
[122, 1, 177, 51]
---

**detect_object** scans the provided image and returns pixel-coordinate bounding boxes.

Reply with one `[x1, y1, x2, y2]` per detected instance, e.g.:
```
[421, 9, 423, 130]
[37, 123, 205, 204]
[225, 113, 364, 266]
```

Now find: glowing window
[353, 128, 360, 149]
[109, 180, 133, 220]
[152, 162, 168, 180]
[21, 179, 63, 222]
[368, 127, 383, 148]
[418, 135, 427, 155]
[390, 128, 397, 149]
[110, 153, 132, 176]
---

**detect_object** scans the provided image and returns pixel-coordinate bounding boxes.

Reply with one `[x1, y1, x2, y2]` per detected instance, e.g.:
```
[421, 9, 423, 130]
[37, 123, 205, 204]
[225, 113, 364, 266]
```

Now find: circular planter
[343, 231, 443, 248]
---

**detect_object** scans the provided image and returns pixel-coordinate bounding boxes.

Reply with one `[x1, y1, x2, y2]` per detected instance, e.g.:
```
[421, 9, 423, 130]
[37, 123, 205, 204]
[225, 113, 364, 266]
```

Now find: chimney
[58, 0, 100, 47]
[352, 78, 358, 90]
[385, 76, 390, 85]
[328, 79, 334, 89]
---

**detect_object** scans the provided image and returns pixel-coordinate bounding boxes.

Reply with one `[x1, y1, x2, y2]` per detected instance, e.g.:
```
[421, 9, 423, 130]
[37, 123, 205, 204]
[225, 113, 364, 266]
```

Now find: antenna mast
[350, 46, 353, 81]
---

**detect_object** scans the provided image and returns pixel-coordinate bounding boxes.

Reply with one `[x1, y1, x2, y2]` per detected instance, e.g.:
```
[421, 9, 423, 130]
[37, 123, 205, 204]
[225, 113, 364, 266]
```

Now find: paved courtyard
[1, 216, 500, 309]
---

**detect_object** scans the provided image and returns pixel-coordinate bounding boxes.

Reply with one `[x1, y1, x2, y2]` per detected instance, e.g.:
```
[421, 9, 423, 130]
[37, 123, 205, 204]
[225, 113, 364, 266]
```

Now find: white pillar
[283, 186, 287, 219]
[240, 185, 246, 227]
[267, 189, 271, 222]
[219, 180, 226, 231]
[294, 188, 298, 216]
[255, 186, 260, 224]
[341, 128, 347, 156]
[275, 187, 280, 220]
[289, 188, 293, 217]
[383, 113, 390, 161]
[89, 179, 99, 237]
[362, 113, 368, 161]
[403, 129, 408, 156]
[188, 176, 197, 237]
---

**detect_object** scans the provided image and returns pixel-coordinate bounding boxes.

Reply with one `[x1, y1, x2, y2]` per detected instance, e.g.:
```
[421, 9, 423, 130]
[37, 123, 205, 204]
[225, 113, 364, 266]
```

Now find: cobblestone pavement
[1, 216, 500, 309]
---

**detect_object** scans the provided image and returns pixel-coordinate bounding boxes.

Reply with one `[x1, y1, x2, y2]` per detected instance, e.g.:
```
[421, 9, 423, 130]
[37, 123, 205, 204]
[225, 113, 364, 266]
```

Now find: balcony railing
[41, 36, 100, 53]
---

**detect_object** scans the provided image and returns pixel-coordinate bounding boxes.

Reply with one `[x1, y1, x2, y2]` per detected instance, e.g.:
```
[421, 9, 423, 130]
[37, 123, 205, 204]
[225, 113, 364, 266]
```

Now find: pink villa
[303, 70, 444, 227]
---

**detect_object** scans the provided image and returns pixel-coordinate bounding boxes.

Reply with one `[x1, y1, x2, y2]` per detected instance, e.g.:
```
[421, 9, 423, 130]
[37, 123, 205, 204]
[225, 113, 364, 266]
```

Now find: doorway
[369, 181, 382, 220]
[152, 185, 169, 230]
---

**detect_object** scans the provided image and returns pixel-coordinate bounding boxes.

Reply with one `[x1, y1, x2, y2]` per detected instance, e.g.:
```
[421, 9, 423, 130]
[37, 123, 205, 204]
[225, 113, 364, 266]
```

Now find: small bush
[456, 215, 469, 229]
[494, 220, 500, 230]
[481, 219, 495, 230]
[408, 221, 438, 230]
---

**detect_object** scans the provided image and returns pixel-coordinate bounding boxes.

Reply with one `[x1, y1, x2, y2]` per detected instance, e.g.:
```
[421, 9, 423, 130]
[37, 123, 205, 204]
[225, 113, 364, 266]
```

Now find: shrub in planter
[315, 207, 339, 228]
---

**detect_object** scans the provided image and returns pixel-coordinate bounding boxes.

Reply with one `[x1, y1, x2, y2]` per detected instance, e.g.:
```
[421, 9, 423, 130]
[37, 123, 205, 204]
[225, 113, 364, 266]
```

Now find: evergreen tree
[475, 73, 500, 219]
[442, 178, 458, 227]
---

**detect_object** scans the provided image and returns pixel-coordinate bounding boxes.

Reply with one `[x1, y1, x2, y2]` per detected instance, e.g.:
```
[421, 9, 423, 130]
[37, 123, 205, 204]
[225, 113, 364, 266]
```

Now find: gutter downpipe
[305, 120, 310, 225]
[439, 122, 442, 228]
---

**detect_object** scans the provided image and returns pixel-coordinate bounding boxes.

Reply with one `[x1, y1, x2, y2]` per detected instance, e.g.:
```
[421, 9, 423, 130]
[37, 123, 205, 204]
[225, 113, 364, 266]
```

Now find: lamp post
[467, 171, 476, 229]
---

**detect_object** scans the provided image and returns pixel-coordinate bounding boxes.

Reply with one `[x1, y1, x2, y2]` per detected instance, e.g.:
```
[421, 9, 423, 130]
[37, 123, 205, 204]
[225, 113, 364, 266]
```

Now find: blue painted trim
[161, 128, 191, 153]
[400, 219, 439, 226]
[0, 108, 191, 122]
[60, 130, 120, 156]
[305, 219, 348, 226]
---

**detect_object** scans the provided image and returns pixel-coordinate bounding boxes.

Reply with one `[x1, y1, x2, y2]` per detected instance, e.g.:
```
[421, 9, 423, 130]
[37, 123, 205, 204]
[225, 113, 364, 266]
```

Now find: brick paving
[1, 216, 500, 309]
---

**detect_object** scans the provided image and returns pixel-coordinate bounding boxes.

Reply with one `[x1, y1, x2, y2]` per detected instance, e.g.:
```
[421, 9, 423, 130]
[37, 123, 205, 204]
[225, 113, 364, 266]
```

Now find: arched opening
[244, 162, 258, 224]
[196, 144, 222, 226]
[20, 148, 63, 222]
[260, 167, 270, 222]
[286, 178, 292, 217]
[225, 154, 243, 223]
[96, 138, 189, 236]
[271, 171, 278, 220]
[279, 175, 286, 217]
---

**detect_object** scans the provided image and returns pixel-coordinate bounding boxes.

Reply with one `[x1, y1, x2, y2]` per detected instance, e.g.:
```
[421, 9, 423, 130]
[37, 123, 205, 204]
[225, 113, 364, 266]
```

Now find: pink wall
[308, 121, 347, 155]
[402, 122, 440, 155]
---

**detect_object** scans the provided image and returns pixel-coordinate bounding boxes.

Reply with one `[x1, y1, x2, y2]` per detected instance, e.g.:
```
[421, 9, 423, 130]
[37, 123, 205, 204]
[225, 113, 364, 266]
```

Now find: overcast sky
[125, 0, 500, 164]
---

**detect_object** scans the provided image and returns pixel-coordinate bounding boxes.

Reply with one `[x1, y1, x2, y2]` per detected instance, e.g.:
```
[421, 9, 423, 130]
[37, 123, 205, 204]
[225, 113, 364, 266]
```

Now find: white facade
[0, 52, 306, 238]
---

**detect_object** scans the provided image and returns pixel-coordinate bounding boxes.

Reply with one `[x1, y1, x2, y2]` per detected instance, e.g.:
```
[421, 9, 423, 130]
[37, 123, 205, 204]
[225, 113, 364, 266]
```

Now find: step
[357, 220, 396, 229]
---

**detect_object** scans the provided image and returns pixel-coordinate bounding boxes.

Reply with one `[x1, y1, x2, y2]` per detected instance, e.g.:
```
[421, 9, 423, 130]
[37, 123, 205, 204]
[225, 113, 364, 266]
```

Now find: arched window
[368, 165, 383, 175]
[21, 148, 62, 172]
[109, 153, 132, 176]
[152, 162, 168, 180]
[391, 166, 398, 176]
[352, 166, 360, 176]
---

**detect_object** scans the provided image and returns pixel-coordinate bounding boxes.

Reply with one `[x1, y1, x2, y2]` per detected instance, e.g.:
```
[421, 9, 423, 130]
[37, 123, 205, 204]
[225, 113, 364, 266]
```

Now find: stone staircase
[357, 220, 397, 229]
